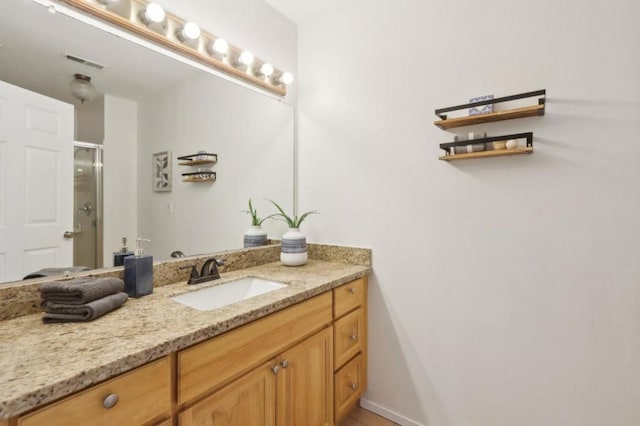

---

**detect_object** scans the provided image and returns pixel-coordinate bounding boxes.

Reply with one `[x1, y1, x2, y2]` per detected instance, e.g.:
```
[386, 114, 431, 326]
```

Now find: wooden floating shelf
[182, 176, 217, 183]
[434, 104, 544, 130]
[434, 89, 546, 130]
[439, 147, 533, 161]
[178, 160, 216, 166]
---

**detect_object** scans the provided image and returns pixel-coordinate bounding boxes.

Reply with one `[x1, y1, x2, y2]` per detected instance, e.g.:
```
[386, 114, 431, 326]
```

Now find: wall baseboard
[360, 398, 425, 426]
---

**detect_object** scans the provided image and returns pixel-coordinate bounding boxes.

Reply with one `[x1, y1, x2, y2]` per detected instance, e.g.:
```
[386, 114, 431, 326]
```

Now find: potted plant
[268, 199, 318, 266]
[243, 199, 276, 248]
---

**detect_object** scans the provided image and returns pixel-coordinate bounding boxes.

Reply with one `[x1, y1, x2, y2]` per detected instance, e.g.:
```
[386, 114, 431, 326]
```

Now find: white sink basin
[171, 277, 286, 311]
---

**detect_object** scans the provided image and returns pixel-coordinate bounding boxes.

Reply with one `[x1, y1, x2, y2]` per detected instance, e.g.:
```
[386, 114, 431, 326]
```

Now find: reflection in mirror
[0, 0, 294, 284]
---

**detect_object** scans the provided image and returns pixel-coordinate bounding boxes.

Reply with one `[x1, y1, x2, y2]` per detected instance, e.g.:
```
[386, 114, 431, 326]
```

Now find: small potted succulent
[243, 199, 276, 248]
[268, 199, 318, 266]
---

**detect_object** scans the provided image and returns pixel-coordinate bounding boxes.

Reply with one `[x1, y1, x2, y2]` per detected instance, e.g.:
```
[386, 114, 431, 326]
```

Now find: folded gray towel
[39, 277, 125, 305]
[42, 292, 128, 323]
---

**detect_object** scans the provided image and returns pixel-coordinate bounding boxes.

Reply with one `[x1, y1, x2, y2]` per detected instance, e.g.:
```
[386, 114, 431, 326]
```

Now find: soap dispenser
[113, 236, 134, 267]
[124, 238, 153, 298]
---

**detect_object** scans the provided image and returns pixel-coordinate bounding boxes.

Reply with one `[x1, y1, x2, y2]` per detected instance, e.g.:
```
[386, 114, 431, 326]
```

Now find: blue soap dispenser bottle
[124, 238, 153, 298]
[113, 236, 134, 267]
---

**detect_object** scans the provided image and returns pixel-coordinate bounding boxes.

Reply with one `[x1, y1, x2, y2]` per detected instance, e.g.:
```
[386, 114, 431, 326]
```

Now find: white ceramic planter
[243, 225, 268, 248]
[280, 228, 307, 266]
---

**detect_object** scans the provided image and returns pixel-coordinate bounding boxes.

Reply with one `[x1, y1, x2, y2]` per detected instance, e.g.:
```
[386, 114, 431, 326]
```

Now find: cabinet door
[179, 361, 277, 426]
[276, 327, 333, 426]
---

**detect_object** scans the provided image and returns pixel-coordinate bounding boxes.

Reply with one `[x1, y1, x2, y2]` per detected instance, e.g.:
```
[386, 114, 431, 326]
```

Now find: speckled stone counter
[0, 253, 371, 420]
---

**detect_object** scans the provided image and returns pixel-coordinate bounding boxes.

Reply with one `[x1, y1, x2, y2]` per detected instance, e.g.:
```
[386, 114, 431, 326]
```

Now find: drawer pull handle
[281, 359, 289, 368]
[348, 287, 356, 294]
[271, 365, 281, 375]
[103, 393, 119, 409]
[350, 333, 358, 342]
[349, 382, 358, 391]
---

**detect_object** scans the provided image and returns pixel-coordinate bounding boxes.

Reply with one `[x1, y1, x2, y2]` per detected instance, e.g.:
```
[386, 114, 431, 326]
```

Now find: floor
[339, 405, 400, 426]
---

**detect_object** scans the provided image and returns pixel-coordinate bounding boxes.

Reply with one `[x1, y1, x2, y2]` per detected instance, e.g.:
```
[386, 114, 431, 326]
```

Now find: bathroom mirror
[0, 0, 294, 283]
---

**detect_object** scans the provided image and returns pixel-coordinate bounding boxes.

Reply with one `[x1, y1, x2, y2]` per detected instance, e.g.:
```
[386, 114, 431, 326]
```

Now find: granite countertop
[0, 259, 370, 420]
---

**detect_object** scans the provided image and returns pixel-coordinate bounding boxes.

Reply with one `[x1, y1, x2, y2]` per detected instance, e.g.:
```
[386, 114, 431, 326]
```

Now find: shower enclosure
[73, 142, 103, 269]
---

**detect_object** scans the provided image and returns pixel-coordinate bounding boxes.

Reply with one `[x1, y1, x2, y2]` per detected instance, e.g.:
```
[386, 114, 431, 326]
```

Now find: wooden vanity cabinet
[16, 356, 171, 426]
[178, 293, 334, 426]
[179, 327, 333, 426]
[333, 277, 368, 422]
[8, 276, 368, 426]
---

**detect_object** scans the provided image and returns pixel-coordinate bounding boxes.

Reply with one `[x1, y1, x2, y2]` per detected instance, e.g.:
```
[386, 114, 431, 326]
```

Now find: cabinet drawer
[334, 353, 364, 421]
[178, 292, 332, 405]
[17, 357, 171, 426]
[333, 277, 366, 318]
[334, 307, 364, 370]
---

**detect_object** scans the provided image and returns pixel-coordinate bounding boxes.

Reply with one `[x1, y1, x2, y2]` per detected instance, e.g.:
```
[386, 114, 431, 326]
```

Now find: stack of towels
[39, 277, 128, 323]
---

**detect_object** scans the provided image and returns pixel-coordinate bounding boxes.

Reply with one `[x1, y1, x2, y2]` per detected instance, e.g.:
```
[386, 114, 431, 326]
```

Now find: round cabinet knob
[348, 287, 356, 294]
[271, 365, 280, 375]
[350, 333, 358, 342]
[349, 382, 358, 391]
[103, 393, 119, 409]
[280, 360, 289, 368]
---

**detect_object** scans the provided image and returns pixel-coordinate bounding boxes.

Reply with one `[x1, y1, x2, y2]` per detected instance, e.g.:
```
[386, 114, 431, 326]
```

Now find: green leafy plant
[268, 199, 318, 229]
[244, 198, 277, 226]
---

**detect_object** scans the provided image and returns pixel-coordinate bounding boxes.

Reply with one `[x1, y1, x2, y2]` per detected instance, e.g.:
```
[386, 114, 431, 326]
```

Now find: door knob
[280, 359, 289, 368]
[63, 231, 75, 239]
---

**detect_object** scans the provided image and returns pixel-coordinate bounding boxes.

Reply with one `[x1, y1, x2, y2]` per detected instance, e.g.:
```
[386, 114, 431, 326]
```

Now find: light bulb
[278, 72, 293, 85]
[141, 3, 165, 25]
[211, 38, 229, 55]
[259, 63, 274, 77]
[238, 51, 254, 66]
[179, 22, 201, 41]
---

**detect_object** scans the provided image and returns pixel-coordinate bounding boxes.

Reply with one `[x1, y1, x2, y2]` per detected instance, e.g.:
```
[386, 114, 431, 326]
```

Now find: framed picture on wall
[153, 151, 172, 192]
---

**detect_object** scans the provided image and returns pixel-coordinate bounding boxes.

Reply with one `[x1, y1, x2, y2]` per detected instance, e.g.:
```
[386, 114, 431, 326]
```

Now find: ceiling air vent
[62, 53, 106, 70]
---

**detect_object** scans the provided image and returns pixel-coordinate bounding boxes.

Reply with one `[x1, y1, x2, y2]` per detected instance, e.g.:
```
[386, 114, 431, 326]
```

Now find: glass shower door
[73, 143, 103, 269]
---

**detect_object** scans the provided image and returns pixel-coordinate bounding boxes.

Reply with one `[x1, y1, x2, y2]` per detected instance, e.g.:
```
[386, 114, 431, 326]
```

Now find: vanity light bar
[58, 0, 292, 96]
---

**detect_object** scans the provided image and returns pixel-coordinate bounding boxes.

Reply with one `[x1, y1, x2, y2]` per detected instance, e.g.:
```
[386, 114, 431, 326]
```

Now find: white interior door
[0, 80, 74, 282]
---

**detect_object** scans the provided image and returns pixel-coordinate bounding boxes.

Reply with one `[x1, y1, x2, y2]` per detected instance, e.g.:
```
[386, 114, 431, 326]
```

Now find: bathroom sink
[170, 277, 287, 311]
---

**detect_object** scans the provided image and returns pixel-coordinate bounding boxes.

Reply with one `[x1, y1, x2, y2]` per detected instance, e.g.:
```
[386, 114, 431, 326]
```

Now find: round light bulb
[259, 63, 274, 77]
[212, 38, 229, 55]
[238, 51, 254, 66]
[279, 72, 293, 85]
[143, 3, 165, 24]
[181, 22, 201, 40]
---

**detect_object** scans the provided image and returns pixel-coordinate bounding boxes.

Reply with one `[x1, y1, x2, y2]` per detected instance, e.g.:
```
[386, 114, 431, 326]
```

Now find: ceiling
[0, 0, 199, 105]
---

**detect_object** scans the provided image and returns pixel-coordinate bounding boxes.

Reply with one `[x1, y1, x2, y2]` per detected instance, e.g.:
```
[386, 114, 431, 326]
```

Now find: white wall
[75, 95, 104, 145]
[295, 0, 640, 425]
[103, 95, 138, 266]
[136, 73, 293, 260]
